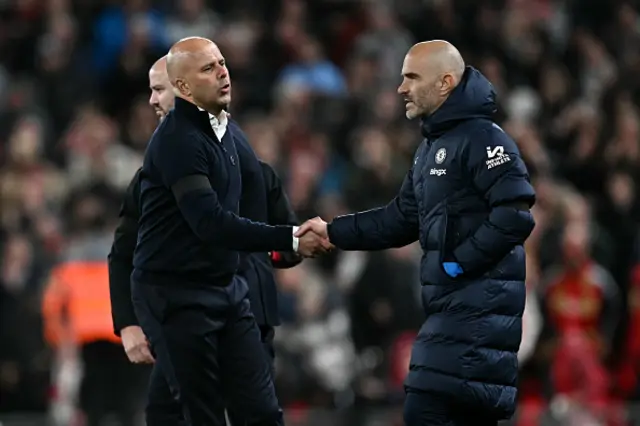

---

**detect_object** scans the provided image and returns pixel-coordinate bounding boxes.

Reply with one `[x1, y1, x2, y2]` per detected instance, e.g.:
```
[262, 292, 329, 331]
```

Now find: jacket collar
[173, 97, 219, 139]
[419, 66, 497, 139]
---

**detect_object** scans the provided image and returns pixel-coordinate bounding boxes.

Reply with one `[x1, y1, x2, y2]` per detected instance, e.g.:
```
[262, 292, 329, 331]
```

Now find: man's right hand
[295, 217, 335, 257]
[120, 325, 154, 364]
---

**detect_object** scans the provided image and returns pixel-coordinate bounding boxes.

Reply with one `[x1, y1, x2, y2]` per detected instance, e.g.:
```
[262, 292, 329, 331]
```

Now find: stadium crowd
[0, 0, 640, 424]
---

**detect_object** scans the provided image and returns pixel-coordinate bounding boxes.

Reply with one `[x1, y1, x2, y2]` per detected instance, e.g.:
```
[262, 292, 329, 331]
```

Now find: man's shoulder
[450, 119, 517, 155]
[152, 112, 199, 140]
[227, 118, 250, 143]
[147, 114, 203, 156]
[449, 118, 502, 140]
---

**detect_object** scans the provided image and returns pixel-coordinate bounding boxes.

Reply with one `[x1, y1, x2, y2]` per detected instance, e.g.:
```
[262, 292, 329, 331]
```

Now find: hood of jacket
[420, 66, 497, 138]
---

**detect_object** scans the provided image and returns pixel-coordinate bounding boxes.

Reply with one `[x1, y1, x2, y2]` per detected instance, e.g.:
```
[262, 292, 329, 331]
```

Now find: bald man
[131, 37, 327, 426]
[296, 40, 535, 425]
[108, 57, 175, 368]
[148, 56, 175, 119]
[109, 51, 303, 425]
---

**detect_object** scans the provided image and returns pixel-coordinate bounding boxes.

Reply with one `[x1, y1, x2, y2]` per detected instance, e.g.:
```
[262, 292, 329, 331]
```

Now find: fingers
[298, 234, 334, 258]
[139, 345, 155, 364]
[295, 217, 327, 238]
[320, 238, 335, 251]
[127, 348, 154, 364]
[294, 222, 312, 237]
[125, 348, 141, 363]
[126, 343, 155, 364]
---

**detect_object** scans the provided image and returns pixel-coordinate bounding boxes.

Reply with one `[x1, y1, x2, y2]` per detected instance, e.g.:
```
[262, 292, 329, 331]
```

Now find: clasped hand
[295, 217, 335, 258]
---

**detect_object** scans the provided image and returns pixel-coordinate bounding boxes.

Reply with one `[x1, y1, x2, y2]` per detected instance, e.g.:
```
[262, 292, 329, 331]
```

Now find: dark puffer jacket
[327, 67, 536, 418]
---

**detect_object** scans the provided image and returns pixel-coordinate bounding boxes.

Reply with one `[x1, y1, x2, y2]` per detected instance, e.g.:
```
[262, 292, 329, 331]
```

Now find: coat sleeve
[326, 166, 420, 250]
[156, 132, 294, 251]
[260, 161, 302, 268]
[108, 170, 141, 335]
[452, 125, 536, 273]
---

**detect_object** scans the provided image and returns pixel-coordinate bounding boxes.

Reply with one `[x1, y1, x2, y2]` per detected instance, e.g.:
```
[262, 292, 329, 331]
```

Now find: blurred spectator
[91, 0, 168, 75]
[277, 35, 347, 97]
[41, 188, 148, 425]
[538, 221, 620, 390]
[0, 233, 49, 413]
[164, 0, 221, 44]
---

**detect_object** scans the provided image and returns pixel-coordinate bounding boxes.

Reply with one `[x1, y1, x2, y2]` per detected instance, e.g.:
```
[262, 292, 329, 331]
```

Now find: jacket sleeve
[156, 132, 294, 252]
[108, 170, 140, 335]
[260, 161, 302, 268]
[326, 166, 419, 250]
[452, 126, 536, 273]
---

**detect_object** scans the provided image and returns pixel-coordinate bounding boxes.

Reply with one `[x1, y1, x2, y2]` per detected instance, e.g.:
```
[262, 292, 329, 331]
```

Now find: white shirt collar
[197, 106, 228, 140]
[197, 106, 228, 125]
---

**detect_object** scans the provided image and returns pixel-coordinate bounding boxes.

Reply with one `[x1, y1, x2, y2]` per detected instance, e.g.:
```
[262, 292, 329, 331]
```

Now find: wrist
[292, 226, 300, 252]
[119, 325, 140, 336]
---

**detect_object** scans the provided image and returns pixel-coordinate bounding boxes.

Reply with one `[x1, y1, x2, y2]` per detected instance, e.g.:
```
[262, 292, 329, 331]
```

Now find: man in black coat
[296, 40, 536, 426]
[109, 58, 300, 367]
[110, 39, 325, 425]
[109, 165, 301, 366]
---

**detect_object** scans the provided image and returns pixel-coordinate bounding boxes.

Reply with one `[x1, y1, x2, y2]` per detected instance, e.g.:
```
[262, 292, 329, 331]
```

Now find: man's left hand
[443, 262, 463, 278]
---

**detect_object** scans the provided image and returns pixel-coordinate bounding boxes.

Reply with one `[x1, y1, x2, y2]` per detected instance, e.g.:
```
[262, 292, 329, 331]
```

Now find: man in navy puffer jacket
[296, 40, 536, 425]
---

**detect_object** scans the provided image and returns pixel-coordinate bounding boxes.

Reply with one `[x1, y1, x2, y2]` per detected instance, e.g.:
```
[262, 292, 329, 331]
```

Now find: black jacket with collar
[109, 99, 300, 334]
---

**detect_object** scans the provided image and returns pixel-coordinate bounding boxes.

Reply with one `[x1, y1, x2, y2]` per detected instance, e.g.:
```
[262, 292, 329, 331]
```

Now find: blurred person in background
[42, 186, 148, 426]
[345, 245, 423, 405]
[0, 233, 50, 414]
[273, 263, 355, 407]
[617, 255, 640, 401]
[538, 220, 621, 423]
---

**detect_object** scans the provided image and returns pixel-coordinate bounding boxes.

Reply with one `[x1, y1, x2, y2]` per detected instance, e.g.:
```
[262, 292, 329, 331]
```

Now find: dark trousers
[143, 324, 277, 425]
[80, 340, 150, 426]
[132, 276, 283, 426]
[403, 388, 499, 426]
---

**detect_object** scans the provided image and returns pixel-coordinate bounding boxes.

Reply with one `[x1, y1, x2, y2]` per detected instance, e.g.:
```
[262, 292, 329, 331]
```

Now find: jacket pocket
[439, 206, 461, 264]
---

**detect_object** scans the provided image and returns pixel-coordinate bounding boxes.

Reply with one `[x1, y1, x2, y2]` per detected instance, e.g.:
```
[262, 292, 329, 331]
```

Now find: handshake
[294, 217, 335, 258]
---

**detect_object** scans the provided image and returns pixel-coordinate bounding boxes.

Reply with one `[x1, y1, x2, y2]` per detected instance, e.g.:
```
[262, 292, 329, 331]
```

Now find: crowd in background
[1, 0, 640, 424]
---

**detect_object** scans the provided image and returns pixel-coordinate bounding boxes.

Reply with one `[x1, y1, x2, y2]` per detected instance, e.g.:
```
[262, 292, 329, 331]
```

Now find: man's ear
[441, 73, 455, 95]
[175, 78, 190, 98]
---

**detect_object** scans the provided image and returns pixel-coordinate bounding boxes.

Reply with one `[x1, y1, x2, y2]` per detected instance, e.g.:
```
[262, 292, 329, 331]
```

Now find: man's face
[397, 54, 442, 119]
[179, 44, 231, 112]
[149, 66, 174, 120]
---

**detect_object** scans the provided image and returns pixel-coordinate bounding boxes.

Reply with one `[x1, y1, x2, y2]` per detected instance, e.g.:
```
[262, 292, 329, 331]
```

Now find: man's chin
[405, 109, 419, 120]
[218, 93, 231, 106]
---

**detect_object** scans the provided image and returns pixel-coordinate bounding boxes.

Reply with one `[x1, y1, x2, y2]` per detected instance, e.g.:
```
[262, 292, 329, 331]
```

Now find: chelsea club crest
[435, 148, 447, 164]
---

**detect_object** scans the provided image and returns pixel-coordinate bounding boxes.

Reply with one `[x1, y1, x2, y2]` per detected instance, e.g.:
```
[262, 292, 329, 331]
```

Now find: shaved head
[151, 55, 167, 73]
[166, 37, 231, 114]
[398, 40, 466, 119]
[407, 40, 465, 82]
[148, 55, 174, 120]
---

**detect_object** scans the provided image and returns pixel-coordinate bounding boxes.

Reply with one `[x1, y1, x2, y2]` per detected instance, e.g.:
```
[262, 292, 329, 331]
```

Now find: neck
[212, 108, 225, 120]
